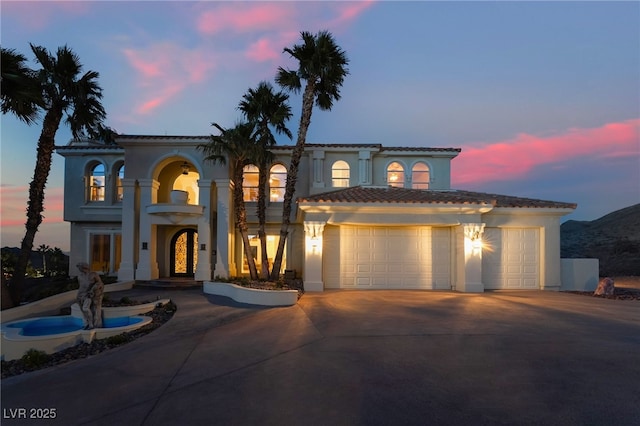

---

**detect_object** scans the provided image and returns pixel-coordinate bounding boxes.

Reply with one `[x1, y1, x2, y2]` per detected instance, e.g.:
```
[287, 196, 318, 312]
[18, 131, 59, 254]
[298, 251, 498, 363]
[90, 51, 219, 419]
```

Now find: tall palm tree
[198, 122, 260, 280]
[2, 44, 106, 306]
[271, 30, 349, 280]
[37, 244, 51, 275]
[238, 81, 292, 279]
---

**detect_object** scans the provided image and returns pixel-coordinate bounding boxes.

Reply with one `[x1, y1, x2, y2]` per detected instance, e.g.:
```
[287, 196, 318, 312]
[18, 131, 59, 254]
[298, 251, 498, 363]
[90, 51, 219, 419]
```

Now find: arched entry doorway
[170, 229, 198, 277]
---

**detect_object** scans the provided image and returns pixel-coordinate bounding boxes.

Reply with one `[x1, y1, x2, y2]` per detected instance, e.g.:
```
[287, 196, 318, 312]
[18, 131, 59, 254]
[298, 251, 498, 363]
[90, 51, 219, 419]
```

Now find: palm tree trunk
[270, 82, 316, 280]
[9, 109, 62, 306]
[257, 157, 270, 279]
[233, 166, 258, 280]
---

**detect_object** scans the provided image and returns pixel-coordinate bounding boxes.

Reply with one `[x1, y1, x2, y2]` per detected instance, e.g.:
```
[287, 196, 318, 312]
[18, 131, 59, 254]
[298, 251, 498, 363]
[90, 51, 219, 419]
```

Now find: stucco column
[455, 223, 485, 293]
[135, 179, 160, 280]
[312, 151, 325, 188]
[214, 179, 233, 278]
[542, 219, 562, 291]
[195, 179, 213, 281]
[358, 151, 371, 185]
[303, 221, 325, 291]
[118, 178, 137, 281]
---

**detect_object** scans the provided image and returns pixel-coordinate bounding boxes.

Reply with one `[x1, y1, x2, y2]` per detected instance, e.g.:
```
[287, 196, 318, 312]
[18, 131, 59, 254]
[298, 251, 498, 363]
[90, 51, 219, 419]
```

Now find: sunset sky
[1, 1, 639, 252]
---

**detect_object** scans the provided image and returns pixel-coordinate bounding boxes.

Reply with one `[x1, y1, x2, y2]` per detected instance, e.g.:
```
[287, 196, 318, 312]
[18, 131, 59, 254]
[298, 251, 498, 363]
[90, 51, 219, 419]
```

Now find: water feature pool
[1, 315, 152, 361]
[4, 316, 146, 337]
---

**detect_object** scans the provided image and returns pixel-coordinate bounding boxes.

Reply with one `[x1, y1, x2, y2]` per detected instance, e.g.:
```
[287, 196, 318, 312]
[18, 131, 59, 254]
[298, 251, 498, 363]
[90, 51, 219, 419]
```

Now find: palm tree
[37, 244, 51, 275]
[238, 81, 292, 279]
[271, 30, 349, 280]
[198, 122, 260, 280]
[1, 47, 40, 124]
[1, 44, 106, 305]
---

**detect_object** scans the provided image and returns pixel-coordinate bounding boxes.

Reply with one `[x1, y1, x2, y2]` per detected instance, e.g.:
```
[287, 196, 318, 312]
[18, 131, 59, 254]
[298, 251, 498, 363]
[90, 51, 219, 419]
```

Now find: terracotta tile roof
[270, 143, 461, 152]
[298, 186, 577, 209]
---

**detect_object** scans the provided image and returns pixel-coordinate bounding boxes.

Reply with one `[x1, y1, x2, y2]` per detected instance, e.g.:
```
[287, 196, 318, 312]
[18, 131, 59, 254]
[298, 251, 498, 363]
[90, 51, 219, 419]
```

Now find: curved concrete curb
[203, 282, 298, 306]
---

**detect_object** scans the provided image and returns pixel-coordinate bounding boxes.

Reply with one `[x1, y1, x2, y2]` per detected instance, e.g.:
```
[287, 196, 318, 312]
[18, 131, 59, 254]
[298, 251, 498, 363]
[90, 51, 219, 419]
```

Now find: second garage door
[323, 225, 451, 289]
[482, 228, 540, 289]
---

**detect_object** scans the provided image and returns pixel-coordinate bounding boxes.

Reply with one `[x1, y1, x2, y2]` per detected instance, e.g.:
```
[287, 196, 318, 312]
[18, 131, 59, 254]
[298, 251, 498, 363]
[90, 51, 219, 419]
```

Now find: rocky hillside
[561, 203, 640, 276]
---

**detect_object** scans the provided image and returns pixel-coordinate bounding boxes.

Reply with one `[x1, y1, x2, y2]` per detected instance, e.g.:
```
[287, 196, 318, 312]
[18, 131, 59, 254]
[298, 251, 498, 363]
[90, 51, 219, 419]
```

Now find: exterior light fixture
[181, 162, 190, 175]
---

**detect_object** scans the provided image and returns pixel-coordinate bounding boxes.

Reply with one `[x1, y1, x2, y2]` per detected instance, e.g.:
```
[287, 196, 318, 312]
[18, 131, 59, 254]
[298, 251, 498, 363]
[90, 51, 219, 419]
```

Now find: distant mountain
[561, 203, 640, 276]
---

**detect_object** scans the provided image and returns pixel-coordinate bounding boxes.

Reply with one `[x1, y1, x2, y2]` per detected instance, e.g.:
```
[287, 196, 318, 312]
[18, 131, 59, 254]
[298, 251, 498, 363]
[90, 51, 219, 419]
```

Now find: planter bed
[203, 282, 298, 306]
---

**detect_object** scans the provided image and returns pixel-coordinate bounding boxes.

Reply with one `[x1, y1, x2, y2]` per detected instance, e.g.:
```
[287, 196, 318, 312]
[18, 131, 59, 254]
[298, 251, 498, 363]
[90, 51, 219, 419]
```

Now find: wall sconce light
[181, 161, 191, 175]
[142, 242, 148, 250]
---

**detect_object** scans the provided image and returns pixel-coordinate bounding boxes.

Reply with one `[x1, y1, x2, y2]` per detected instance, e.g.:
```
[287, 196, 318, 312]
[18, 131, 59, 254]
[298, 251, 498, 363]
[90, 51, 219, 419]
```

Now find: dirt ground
[613, 276, 640, 289]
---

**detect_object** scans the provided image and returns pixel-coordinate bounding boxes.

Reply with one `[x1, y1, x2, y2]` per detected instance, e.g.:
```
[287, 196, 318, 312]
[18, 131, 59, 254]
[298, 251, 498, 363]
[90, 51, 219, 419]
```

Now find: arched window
[115, 163, 125, 201]
[386, 162, 405, 188]
[411, 162, 430, 189]
[242, 165, 259, 202]
[331, 160, 350, 188]
[89, 163, 105, 201]
[269, 164, 287, 202]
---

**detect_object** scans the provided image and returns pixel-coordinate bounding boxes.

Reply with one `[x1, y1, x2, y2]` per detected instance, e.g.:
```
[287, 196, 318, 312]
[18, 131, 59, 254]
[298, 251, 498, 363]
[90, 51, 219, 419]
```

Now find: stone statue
[76, 262, 105, 329]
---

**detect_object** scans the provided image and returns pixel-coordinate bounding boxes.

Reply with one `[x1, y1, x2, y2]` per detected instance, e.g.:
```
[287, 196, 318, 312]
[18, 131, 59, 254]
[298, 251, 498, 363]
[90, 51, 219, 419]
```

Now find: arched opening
[332, 160, 350, 188]
[386, 161, 405, 188]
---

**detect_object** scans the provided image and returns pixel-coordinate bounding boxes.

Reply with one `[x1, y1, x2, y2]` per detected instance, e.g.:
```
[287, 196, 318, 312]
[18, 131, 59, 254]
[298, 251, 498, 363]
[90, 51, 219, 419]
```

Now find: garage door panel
[326, 225, 450, 289]
[483, 228, 539, 289]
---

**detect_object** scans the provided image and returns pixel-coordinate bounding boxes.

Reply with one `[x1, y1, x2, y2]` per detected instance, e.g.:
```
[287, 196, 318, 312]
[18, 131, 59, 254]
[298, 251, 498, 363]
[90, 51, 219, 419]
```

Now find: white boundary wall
[560, 259, 599, 291]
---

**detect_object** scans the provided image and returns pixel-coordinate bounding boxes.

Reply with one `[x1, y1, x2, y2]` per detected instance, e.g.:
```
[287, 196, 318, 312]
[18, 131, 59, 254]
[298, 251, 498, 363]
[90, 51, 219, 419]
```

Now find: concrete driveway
[2, 289, 639, 425]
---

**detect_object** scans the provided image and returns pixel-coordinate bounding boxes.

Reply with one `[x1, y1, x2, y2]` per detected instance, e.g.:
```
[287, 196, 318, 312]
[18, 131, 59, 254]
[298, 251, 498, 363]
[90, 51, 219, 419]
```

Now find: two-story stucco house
[56, 135, 576, 292]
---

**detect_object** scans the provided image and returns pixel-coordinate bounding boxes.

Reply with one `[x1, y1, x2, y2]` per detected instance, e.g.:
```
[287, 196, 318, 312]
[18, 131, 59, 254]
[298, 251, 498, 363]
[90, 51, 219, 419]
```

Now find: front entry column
[455, 223, 485, 293]
[195, 179, 213, 281]
[214, 179, 233, 278]
[118, 178, 137, 281]
[135, 179, 160, 280]
[303, 221, 326, 291]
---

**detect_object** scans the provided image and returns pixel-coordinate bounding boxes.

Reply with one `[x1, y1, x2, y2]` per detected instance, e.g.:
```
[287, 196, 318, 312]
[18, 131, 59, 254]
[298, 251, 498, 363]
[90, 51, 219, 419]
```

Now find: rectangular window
[241, 234, 286, 274]
[89, 232, 121, 275]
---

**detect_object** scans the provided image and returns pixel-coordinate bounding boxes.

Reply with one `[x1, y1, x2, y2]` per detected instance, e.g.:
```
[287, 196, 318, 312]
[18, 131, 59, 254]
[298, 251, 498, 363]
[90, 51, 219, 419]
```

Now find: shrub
[21, 349, 50, 369]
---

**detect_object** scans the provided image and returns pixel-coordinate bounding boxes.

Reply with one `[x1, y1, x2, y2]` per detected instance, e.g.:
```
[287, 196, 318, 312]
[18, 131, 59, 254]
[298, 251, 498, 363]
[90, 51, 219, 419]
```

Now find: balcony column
[135, 179, 160, 280]
[118, 178, 137, 281]
[195, 179, 213, 281]
[214, 179, 234, 278]
[303, 221, 326, 291]
[455, 223, 485, 293]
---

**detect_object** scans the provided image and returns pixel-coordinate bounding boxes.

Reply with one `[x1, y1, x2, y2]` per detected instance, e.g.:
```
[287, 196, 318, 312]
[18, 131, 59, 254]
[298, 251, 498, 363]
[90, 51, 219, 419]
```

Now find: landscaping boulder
[594, 277, 615, 296]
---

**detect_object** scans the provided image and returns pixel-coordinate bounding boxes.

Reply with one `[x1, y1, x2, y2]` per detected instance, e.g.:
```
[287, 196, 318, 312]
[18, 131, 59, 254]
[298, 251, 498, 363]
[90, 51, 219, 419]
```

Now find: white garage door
[483, 228, 539, 289]
[323, 226, 451, 289]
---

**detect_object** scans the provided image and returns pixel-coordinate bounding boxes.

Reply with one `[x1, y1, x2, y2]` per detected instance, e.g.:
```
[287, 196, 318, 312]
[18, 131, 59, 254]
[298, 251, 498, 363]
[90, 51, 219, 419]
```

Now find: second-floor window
[411, 162, 430, 189]
[242, 165, 259, 202]
[332, 160, 350, 188]
[89, 163, 105, 201]
[115, 164, 125, 202]
[386, 162, 405, 188]
[269, 164, 287, 202]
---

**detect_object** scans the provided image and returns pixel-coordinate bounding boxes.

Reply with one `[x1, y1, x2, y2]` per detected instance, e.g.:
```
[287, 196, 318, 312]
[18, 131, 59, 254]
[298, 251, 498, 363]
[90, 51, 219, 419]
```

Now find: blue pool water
[6, 316, 144, 336]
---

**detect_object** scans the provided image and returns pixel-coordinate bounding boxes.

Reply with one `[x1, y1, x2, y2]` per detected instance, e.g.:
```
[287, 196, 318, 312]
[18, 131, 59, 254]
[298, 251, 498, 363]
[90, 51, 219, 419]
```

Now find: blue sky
[1, 1, 639, 251]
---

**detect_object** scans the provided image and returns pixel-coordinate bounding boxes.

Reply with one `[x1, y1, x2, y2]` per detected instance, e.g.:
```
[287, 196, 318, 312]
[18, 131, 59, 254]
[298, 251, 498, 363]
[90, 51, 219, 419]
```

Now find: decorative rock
[594, 277, 615, 296]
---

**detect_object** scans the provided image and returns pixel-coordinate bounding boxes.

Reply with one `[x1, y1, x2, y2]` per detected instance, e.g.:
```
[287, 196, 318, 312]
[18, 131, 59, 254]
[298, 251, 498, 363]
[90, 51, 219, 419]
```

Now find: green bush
[21, 349, 50, 369]
[104, 334, 131, 346]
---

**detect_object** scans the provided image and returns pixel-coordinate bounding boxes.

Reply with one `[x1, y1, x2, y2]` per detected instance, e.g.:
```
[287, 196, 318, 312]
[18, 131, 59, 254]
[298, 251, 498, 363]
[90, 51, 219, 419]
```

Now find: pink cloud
[122, 44, 216, 115]
[328, 0, 376, 27]
[197, 3, 293, 35]
[452, 119, 640, 186]
[2, 1, 89, 31]
[246, 38, 281, 62]
[0, 185, 65, 228]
